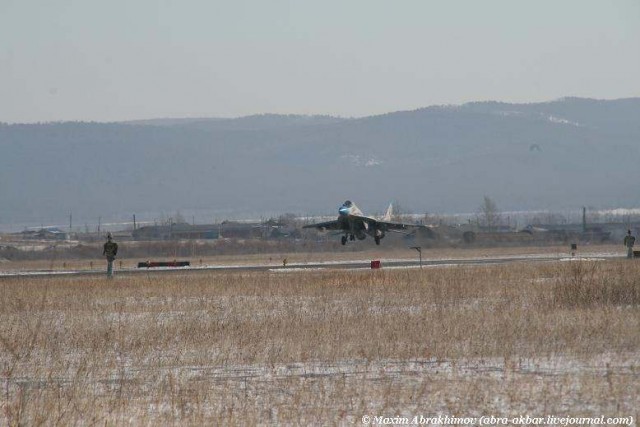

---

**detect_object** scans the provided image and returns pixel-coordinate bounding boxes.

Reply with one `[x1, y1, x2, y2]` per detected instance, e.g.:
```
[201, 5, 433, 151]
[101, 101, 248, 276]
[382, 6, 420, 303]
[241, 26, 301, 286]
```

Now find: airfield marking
[0, 253, 618, 280]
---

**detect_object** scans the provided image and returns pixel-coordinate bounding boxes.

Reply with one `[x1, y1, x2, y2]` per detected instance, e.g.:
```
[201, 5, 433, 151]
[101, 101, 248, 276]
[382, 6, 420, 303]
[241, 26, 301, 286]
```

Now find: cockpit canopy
[343, 200, 353, 207]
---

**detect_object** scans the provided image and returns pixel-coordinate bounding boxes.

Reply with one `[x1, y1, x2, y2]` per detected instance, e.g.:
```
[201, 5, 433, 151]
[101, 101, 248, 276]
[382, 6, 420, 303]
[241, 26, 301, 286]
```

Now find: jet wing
[356, 216, 410, 231]
[356, 216, 433, 235]
[302, 220, 343, 231]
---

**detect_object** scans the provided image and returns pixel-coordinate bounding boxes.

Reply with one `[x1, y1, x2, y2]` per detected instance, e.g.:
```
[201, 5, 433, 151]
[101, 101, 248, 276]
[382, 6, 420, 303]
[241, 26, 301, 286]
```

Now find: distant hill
[1, 98, 639, 228]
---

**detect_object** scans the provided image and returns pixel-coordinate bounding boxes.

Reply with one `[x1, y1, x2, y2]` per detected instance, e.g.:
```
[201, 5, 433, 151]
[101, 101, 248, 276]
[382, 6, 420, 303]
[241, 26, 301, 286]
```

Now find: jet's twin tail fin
[382, 203, 393, 222]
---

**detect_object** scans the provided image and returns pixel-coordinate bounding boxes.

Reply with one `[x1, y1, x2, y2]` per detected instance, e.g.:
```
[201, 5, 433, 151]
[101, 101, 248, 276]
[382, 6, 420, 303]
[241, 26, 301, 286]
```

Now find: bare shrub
[547, 260, 640, 308]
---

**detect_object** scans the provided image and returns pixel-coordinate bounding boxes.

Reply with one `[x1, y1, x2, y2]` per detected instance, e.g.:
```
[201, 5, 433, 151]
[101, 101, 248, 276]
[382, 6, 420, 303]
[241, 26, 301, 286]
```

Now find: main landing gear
[341, 234, 356, 245]
[341, 234, 381, 245]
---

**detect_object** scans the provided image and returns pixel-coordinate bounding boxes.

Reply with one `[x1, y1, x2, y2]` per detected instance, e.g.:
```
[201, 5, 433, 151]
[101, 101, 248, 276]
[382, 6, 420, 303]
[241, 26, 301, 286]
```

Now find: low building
[18, 227, 70, 241]
[132, 223, 220, 241]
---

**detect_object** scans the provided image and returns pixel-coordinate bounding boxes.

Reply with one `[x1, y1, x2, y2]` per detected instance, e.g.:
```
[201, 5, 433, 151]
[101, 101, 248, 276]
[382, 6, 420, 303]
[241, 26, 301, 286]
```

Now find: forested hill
[1, 97, 639, 227]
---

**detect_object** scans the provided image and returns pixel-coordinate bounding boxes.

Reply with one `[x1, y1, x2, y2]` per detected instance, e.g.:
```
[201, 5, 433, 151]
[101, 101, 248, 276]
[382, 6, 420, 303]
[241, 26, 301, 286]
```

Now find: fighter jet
[303, 200, 429, 245]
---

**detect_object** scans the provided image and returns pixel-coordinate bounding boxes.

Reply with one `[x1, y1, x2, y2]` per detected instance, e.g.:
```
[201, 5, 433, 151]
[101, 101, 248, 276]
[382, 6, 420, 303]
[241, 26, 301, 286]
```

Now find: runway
[0, 252, 617, 279]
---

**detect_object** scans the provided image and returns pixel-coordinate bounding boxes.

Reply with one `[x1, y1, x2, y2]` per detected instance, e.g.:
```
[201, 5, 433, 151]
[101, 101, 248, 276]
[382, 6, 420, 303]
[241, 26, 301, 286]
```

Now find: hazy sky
[1, 0, 639, 123]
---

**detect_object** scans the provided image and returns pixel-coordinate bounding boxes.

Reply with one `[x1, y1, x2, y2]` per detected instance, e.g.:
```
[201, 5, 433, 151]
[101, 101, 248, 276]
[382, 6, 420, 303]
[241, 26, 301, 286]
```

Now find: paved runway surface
[0, 252, 617, 279]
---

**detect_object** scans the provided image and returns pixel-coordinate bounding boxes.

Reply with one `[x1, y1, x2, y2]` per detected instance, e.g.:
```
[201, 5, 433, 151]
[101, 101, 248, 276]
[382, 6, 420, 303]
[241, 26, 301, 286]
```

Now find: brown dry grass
[1, 259, 639, 425]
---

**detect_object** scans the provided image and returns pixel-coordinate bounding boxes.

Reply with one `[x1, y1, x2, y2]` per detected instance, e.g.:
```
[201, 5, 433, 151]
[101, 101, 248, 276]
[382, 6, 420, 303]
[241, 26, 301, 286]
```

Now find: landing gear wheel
[349, 234, 355, 241]
[374, 236, 381, 245]
[341, 235, 347, 245]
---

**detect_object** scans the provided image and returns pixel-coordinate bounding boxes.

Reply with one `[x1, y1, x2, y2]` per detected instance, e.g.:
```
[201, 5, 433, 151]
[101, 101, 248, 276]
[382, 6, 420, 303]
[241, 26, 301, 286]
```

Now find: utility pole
[411, 246, 422, 269]
[69, 212, 72, 232]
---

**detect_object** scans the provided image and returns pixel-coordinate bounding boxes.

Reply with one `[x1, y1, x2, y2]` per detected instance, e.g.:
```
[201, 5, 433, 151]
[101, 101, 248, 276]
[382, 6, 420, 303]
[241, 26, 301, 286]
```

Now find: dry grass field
[1, 256, 639, 425]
